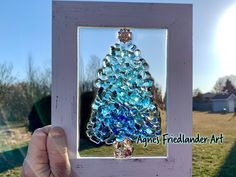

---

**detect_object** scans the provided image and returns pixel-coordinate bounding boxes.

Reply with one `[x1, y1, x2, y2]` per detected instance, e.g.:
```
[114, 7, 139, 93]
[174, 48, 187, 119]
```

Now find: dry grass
[193, 111, 236, 135]
[192, 111, 236, 177]
[0, 125, 31, 152]
[0, 124, 31, 177]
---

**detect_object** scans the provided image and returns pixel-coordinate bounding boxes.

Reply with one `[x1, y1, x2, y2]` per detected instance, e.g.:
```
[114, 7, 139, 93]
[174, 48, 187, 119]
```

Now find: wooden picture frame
[52, 1, 192, 177]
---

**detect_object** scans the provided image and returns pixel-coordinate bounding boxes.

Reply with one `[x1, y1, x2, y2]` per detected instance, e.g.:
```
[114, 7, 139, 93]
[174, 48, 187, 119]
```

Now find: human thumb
[47, 126, 72, 177]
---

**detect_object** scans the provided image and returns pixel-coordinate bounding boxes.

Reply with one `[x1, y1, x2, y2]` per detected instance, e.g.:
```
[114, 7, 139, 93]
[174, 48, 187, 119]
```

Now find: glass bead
[92, 102, 99, 110]
[86, 129, 93, 136]
[146, 128, 153, 135]
[103, 58, 109, 67]
[95, 130, 104, 139]
[98, 68, 103, 76]
[149, 104, 157, 111]
[111, 46, 116, 56]
[121, 50, 128, 57]
[103, 66, 113, 75]
[111, 64, 119, 72]
[95, 79, 102, 88]
[129, 91, 140, 104]
[152, 117, 159, 123]
[115, 43, 120, 48]
[101, 131, 111, 140]
[143, 62, 149, 70]
[134, 49, 141, 57]
[98, 87, 105, 99]
[86, 122, 94, 129]
[89, 135, 101, 144]
[145, 71, 151, 78]
[105, 54, 112, 61]
[134, 117, 143, 125]
[100, 81, 110, 89]
[98, 69, 108, 80]
[143, 79, 153, 87]
[128, 51, 135, 58]
[127, 43, 136, 51]
[102, 107, 110, 115]
[116, 135, 124, 142]
[138, 70, 144, 78]
[142, 98, 150, 107]
[156, 129, 161, 136]
[109, 57, 117, 65]
[90, 115, 97, 123]
[114, 48, 121, 56]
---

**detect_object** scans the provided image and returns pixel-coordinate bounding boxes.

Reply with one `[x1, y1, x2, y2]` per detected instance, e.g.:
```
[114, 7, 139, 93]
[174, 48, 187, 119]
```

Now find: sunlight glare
[216, 4, 236, 74]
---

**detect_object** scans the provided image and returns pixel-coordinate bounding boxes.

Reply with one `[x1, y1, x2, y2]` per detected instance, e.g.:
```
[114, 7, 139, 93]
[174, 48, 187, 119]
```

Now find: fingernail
[50, 126, 65, 138]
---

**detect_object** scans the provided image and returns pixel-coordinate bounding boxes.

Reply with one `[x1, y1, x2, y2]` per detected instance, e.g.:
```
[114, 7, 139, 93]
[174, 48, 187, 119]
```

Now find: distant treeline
[0, 58, 51, 124]
[0, 55, 166, 127]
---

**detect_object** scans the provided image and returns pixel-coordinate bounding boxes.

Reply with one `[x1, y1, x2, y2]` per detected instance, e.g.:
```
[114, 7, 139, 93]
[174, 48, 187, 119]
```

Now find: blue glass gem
[146, 128, 153, 135]
[143, 79, 154, 87]
[103, 66, 113, 75]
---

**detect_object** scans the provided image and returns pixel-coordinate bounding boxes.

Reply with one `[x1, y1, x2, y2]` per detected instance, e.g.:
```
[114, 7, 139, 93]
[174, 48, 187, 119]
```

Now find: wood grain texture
[52, 1, 192, 177]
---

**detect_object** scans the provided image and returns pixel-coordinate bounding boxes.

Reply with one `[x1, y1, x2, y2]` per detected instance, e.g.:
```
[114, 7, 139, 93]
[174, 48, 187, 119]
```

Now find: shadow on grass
[216, 141, 236, 177]
[0, 145, 28, 173]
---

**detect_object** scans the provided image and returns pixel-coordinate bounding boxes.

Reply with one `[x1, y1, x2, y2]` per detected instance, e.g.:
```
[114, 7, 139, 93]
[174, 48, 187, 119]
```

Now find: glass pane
[77, 27, 167, 157]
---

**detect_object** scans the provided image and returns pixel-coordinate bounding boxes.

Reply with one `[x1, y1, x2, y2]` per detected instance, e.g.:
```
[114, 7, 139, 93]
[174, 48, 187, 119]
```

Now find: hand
[21, 126, 72, 177]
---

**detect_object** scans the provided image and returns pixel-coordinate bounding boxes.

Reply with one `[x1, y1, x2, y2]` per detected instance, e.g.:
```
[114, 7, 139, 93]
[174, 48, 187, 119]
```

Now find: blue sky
[0, 0, 51, 78]
[1, 0, 236, 93]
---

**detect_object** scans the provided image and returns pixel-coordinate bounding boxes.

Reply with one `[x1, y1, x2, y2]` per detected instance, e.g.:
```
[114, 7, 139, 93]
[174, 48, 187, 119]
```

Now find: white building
[211, 93, 236, 112]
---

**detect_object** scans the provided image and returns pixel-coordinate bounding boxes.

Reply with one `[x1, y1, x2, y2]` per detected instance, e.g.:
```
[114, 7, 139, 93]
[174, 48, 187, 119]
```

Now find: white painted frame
[52, 1, 192, 177]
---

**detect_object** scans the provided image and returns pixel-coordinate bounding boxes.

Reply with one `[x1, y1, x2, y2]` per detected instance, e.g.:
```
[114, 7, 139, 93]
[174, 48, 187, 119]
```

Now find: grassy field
[0, 124, 30, 177]
[0, 112, 236, 177]
[192, 112, 236, 177]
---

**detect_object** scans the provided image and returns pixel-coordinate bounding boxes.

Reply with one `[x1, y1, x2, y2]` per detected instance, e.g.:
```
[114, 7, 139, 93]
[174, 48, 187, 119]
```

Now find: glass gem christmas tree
[86, 28, 161, 158]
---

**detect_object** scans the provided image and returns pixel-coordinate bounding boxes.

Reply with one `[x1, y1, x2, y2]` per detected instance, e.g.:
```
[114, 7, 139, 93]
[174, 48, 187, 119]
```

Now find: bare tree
[153, 83, 164, 110]
[193, 88, 202, 97]
[79, 56, 85, 93]
[84, 55, 101, 92]
[213, 77, 226, 93]
[0, 63, 15, 124]
[222, 79, 236, 94]
[0, 63, 15, 98]
[0, 56, 52, 123]
[192, 88, 203, 102]
[213, 75, 236, 93]
[26, 56, 51, 102]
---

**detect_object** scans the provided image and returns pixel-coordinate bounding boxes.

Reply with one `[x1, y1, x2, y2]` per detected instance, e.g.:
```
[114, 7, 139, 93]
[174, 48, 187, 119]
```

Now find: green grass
[0, 122, 30, 177]
[0, 112, 236, 176]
